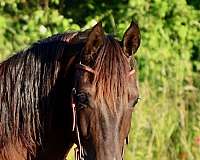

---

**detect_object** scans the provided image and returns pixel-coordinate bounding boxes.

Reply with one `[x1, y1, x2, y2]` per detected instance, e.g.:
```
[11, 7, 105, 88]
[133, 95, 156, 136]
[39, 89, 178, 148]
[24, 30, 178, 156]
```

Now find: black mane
[0, 32, 81, 157]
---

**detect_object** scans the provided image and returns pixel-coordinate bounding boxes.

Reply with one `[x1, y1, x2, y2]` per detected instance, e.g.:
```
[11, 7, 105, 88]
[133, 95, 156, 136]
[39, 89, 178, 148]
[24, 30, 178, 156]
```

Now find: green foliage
[0, 1, 80, 60]
[0, 0, 200, 160]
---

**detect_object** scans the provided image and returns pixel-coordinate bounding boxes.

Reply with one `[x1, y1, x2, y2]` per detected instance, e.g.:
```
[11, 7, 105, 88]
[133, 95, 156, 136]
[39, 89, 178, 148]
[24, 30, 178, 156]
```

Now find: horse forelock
[93, 36, 130, 112]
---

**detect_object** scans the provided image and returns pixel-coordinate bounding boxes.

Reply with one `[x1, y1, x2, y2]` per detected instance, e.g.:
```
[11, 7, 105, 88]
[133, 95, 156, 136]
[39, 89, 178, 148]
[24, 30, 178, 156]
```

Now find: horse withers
[0, 21, 140, 160]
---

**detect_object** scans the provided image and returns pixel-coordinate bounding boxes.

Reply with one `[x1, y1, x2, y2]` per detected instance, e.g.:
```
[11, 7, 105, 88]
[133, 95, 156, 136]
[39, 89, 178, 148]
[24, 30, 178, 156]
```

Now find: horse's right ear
[84, 22, 104, 56]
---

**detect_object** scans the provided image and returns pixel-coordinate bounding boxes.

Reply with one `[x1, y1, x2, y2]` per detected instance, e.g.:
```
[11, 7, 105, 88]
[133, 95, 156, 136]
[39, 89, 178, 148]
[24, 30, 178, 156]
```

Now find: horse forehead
[97, 100, 126, 118]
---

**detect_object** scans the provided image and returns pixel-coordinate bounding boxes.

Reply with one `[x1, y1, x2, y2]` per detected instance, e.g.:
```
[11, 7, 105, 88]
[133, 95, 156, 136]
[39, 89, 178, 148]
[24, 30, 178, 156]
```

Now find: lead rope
[71, 88, 85, 160]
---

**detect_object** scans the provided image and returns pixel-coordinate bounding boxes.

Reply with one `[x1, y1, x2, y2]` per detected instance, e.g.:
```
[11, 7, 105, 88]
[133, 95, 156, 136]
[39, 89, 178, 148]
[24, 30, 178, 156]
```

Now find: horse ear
[84, 22, 104, 55]
[122, 21, 141, 56]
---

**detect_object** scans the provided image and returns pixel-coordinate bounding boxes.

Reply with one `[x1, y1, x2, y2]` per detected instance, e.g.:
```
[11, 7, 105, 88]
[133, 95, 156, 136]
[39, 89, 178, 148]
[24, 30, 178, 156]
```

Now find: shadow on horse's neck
[35, 53, 80, 159]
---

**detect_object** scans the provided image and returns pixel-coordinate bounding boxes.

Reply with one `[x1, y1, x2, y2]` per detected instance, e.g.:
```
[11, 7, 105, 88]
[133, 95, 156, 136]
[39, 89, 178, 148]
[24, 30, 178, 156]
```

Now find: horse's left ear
[122, 21, 141, 56]
[84, 22, 104, 56]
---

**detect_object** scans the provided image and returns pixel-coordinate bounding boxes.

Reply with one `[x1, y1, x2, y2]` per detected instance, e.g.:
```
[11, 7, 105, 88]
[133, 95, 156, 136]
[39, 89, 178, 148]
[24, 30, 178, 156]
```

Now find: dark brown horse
[0, 21, 140, 160]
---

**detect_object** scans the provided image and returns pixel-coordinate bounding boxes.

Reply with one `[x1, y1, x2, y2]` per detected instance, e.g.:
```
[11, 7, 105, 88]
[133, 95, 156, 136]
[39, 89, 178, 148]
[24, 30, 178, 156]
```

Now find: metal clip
[72, 87, 77, 95]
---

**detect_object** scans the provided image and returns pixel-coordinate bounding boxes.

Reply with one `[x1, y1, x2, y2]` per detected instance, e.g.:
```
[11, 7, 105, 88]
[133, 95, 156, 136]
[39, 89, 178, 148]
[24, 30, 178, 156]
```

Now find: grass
[123, 56, 200, 160]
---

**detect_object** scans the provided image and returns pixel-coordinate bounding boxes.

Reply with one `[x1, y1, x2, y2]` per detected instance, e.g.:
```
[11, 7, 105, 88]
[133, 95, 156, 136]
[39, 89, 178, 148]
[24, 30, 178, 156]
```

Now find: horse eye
[133, 97, 140, 106]
[129, 97, 140, 108]
[77, 92, 88, 105]
[133, 98, 139, 106]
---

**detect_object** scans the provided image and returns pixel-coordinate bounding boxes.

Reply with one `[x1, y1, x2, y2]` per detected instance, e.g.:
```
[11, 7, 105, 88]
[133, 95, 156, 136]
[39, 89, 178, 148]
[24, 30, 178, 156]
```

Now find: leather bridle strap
[76, 63, 135, 77]
[75, 63, 96, 75]
[72, 63, 132, 160]
[128, 69, 135, 77]
[71, 63, 96, 160]
[71, 88, 85, 160]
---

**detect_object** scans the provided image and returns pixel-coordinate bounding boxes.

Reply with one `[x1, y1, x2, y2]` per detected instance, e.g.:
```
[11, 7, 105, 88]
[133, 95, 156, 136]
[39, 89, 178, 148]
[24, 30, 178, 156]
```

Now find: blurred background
[0, 0, 199, 159]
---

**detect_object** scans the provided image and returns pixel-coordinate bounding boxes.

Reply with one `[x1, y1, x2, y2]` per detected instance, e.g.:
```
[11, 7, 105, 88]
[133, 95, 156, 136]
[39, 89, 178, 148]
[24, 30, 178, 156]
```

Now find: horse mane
[93, 36, 131, 113]
[0, 31, 83, 157]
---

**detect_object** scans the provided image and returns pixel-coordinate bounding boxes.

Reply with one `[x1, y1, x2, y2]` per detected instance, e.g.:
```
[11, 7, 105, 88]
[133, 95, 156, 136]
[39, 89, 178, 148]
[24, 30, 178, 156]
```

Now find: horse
[0, 21, 140, 160]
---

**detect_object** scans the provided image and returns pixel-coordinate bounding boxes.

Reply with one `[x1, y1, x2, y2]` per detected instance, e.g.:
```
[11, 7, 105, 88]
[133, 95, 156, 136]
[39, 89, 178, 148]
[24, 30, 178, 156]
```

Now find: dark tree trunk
[59, 0, 64, 14]
[40, 0, 49, 9]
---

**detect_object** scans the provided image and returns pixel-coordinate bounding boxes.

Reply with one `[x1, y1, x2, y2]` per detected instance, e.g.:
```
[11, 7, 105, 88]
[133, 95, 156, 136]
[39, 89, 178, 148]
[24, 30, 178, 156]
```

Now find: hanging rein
[71, 62, 134, 160]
